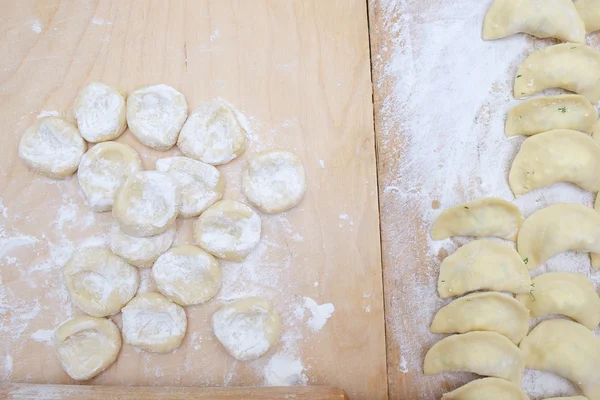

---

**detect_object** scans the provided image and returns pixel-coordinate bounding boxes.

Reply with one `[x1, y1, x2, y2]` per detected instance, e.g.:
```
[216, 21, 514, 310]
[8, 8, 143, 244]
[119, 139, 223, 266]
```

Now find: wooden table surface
[0, 1, 387, 399]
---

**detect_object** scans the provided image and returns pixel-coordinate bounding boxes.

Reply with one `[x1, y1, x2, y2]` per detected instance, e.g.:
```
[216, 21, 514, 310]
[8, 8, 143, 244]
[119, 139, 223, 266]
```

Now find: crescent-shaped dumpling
[483, 0, 585, 43]
[514, 44, 600, 103]
[520, 319, 600, 400]
[516, 272, 600, 330]
[442, 378, 528, 400]
[431, 292, 530, 344]
[592, 194, 600, 269]
[505, 95, 597, 137]
[575, 0, 600, 33]
[424, 331, 525, 383]
[431, 198, 523, 241]
[517, 203, 600, 269]
[509, 130, 600, 195]
[438, 240, 532, 298]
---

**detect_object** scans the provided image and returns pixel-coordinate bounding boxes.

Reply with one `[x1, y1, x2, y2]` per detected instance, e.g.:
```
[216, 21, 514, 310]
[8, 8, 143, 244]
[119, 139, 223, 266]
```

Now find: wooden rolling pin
[0, 383, 349, 400]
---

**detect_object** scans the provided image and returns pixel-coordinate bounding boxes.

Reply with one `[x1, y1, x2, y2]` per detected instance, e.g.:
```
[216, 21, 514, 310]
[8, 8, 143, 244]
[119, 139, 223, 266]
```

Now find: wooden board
[0, 1, 387, 399]
[1, 383, 348, 400]
[370, 0, 600, 399]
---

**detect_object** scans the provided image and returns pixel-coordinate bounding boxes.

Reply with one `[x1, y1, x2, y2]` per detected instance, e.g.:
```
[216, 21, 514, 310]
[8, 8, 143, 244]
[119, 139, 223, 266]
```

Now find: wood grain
[0, 1, 387, 399]
[0, 383, 349, 400]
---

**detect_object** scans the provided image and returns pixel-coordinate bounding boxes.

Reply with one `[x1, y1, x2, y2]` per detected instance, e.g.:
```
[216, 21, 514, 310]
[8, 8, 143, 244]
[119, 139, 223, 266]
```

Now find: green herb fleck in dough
[516, 75, 522, 78]
[464, 206, 469, 210]
[558, 107, 567, 113]
[523, 258, 528, 265]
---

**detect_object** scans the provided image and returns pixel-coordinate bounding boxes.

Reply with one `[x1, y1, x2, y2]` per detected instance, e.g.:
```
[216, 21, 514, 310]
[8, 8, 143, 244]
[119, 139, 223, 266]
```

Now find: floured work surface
[370, 0, 600, 399]
[0, 1, 386, 399]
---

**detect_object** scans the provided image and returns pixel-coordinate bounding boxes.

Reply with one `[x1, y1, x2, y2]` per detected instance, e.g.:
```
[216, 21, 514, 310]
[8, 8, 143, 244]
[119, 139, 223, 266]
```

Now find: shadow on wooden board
[0, 383, 349, 400]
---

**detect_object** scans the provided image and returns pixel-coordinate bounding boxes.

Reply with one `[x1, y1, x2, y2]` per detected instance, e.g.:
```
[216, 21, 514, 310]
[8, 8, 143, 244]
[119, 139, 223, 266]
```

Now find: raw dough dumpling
[593, 194, 600, 268]
[54, 316, 121, 381]
[126, 84, 188, 150]
[431, 198, 523, 241]
[152, 245, 221, 306]
[193, 200, 261, 261]
[516, 272, 600, 330]
[64, 247, 139, 317]
[18, 116, 86, 179]
[110, 222, 175, 267]
[506, 95, 597, 137]
[520, 319, 600, 400]
[77, 142, 143, 212]
[431, 292, 530, 344]
[514, 44, 600, 103]
[575, 0, 600, 33]
[517, 203, 600, 269]
[113, 171, 181, 237]
[438, 240, 532, 298]
[483, 0, 586, 43]
[121, 292, 187, 353]
[442, 378, 528, 400]
[177, 99, 247, 165]
[242, 150, 306, 214]
[73, 82, 127, 143]
[424, 331, 525, 383]
[155, 156, 224, 218]
[509, 130, 600, 195]
[212, 297, 281, 361]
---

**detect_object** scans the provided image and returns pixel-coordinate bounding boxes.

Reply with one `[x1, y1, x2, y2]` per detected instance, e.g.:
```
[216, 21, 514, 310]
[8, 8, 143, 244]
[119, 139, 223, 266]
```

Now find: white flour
[300, 297, 335, 332]
[263, 353, 307, 386]
[374, 0, 600, 398]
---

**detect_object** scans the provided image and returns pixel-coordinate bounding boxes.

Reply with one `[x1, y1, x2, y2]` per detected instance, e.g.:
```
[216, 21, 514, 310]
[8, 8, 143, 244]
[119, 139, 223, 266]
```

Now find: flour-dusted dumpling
[483, 0, 585, 43]
[438, 240, 531, 298]
[113, 171, 181, 237]
[152, 245, 221, 306]
[64, 247, 139, 317]
[515, 44, 600, 103]
[509, 130, 600, 196]
[121, 292, 187, 353]
[442, 378, 529, 400]
[424, 331, 525, 383]
[77, 142, 143, 212]
[520, 319, 600, 400]
[431, 198, 523, 241]
[593, 194, 600, 268]
[126, 84, 188, 150]
[518, 203, 600, 269]
[54, 316, 121, 381]
[576, 0, 600, 33]
[212, 297, 281, 361]
[516, 272, 600, 330]
[431, 292, 529, 344]
[18, 116, 86, 179]
[242, 150, 306, 214]
[73, 82, 127, 143]
[506, 95, 597, 137]
[177, 99, 247, 165]
[193, 200, 261, 261]
[155, 156, 224, 218]
[110, 222, 175, 267]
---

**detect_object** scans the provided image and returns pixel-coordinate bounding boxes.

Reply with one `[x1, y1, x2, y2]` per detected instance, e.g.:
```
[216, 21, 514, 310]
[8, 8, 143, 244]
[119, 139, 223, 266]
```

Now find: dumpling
[516, 272, 600, 330]
[505, 95, 597, 137]
[431, 292, 530, 344]
[442, 378, 529, 400]
[575, 0, 600, 33]
[509, 130, 600, 195]
[592, 194, 600, 268]
[438, 240, 532, 298]
[517, 203, 600, 269]
[520, 319, 600, 400]
[424, 331, 525, 383]
[514, 44, 600, 103]
[431, 198, 523, 241]
[483, 0, 585, 43]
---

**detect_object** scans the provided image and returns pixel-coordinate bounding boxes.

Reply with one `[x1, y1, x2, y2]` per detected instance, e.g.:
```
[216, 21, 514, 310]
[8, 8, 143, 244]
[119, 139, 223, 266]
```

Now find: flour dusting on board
[374, 0, 600, 398]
